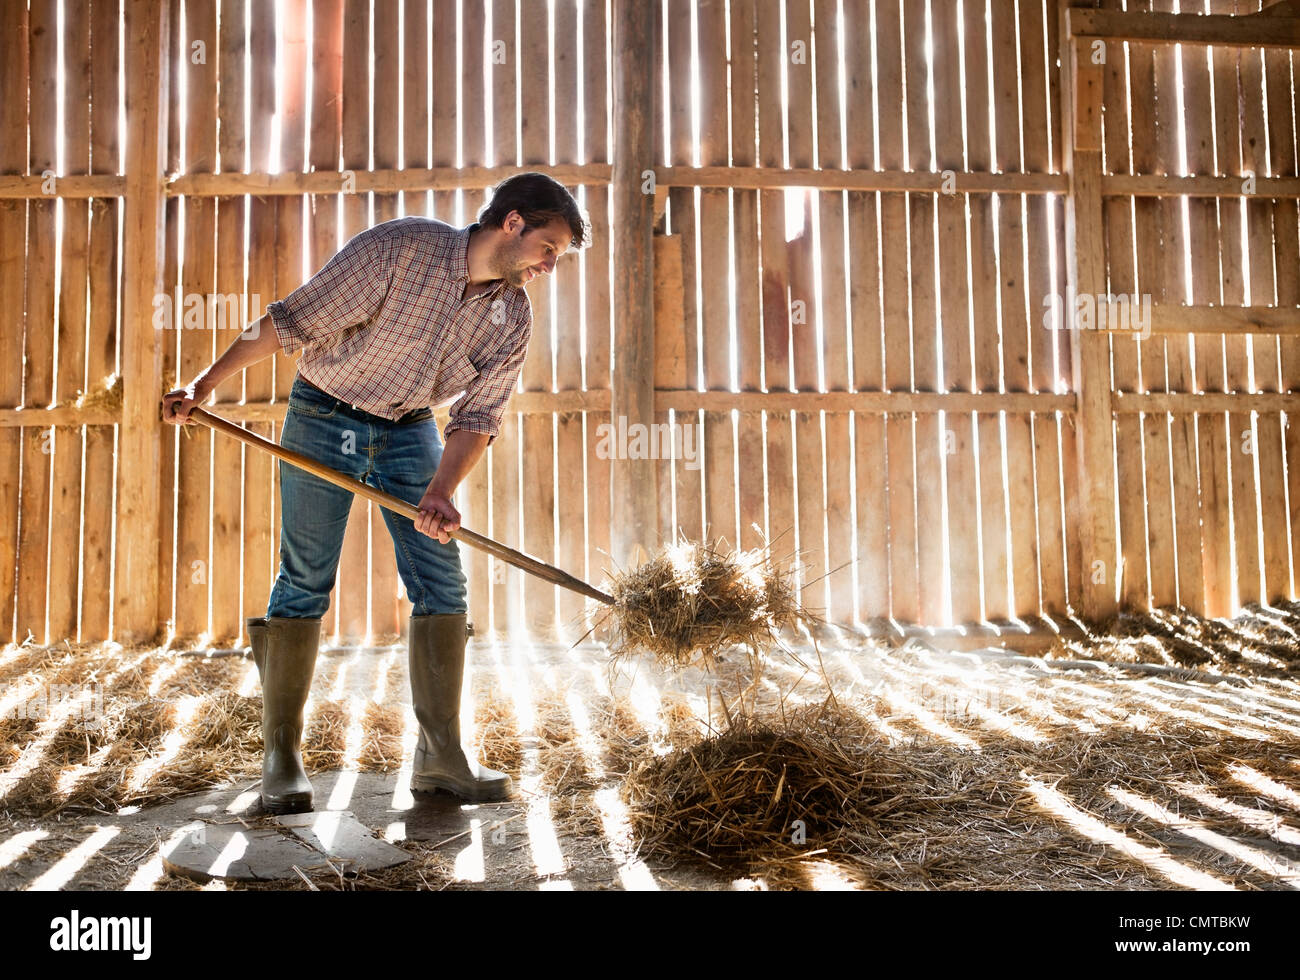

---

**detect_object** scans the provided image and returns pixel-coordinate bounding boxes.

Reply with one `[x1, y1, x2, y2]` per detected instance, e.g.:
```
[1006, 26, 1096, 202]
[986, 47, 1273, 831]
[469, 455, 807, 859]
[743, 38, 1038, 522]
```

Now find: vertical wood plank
[844, 0, 886, 625]
[457, 0, 490, 635]
[367, 0, 402, 641]
[48, 0, 92, 641]
[811, 0, 854, 624]
[519, 0, 556, 636]
[307, 0, 343, 638]
[931, 0, 980, 626]
[967, 0, 1012, 622]
[335, 0, 370, 644]
[902, 0, 945, 626]
[553, 0, 586, 638]
[990, 0, 1041, 621]
[784, 0, 827, 614]
[582, 0, 612, 608]
[274, 0, 308, 404]
[480, 1, 519, 631]
[730, 0, 766, 557]
[211, 0, 247, 644]
[1100, 0, 1149, 611]
[875, 0, 919, 624]
[115, 0, 171, 641]
[83, 0, 122, 641]
[1119, 6, 1177, 612]
[1019, 0, 1068, 619]
[174, 0, 218, 644]
[1240, 46, 1288, 605]
[1059, 5, 1117, 620]
[611, 0, 659, 565]
[153, 0, 180, 643]
[242, 9, 277, 636]
[755, 0, 793, 581]
[17, 0, 59, 644]
[0, 1, 28, 643]
[271, 0, 309, 624]
[1146, 27, 1204, 612]
[664, 0, 701, 547]
[1212, 42, 1261, 611]
[698, 0, 738, 556]
[1181, 37, 1232, 617]
[1264, 42, 1300, 600]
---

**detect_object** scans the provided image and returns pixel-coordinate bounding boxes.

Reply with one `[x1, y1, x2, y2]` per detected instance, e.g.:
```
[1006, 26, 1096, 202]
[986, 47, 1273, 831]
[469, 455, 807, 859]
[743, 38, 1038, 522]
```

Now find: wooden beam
[610, 0, 658, 566]
[1103, 173, 1300, 199]
[1067, 8, 1300, 48]
[1114, 392, 1300, 414]
[655, 391, 1076, 414]
[165, 163, 611, 197]
[30, 167, 1300, 206]
[1088, 303, 1300, 335]
[0, 165, 1078, 201]
[16, 389, 1300, 430]
[114, 0, 169, 642]
[1062, 13, 1118, 621]
[0, 174, 126, 198]
[655, 165, 1067, 194]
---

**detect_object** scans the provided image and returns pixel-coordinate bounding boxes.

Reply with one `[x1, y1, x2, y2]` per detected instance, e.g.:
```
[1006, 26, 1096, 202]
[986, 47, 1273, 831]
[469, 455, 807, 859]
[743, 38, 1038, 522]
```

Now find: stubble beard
[492, 237, 532, 288]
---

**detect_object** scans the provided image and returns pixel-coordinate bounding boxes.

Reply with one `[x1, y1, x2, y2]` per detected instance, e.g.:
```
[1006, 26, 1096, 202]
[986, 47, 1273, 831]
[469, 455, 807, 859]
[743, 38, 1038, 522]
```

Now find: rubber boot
[248, 615, 321, 814]
[408, 613, 512, 802]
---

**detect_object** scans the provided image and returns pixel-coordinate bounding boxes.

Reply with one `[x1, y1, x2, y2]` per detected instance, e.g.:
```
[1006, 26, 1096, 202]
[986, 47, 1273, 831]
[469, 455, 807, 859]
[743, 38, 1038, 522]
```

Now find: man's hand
[415, 484, 461, 544]
[161, 377, 213, 425]
[161, 314, 279, 424]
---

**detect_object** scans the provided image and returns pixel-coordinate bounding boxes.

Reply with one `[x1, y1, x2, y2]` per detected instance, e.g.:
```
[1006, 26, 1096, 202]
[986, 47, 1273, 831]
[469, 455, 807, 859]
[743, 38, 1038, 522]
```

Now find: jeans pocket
[289, 377, 339, 418]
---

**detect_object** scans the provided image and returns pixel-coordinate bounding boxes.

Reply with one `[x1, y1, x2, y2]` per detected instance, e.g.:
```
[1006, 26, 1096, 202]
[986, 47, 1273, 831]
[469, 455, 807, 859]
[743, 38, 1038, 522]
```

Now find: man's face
[492, 215, 573, 288]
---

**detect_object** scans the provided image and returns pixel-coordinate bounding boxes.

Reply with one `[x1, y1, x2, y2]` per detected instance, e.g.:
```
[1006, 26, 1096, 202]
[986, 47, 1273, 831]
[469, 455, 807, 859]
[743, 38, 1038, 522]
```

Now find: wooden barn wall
[0, 0, 1297, 647]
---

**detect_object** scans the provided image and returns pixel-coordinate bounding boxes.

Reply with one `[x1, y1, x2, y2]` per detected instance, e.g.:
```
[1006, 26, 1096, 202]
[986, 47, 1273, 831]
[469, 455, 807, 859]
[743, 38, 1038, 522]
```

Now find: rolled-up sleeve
[444, 316, 532, 445]
[266, 226, 398, 355]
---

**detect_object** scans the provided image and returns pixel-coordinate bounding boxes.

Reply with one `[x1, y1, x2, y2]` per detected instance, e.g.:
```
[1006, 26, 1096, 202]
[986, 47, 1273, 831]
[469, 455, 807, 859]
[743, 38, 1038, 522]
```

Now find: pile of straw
[623, 703, 878, 865]
[601, 540, 814, 668]
[620, 697, 1300, 889]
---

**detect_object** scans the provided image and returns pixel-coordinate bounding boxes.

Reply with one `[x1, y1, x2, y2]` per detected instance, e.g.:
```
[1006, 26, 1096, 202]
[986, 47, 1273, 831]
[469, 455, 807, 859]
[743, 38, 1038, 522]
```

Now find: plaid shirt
[267, 217, 532, 443]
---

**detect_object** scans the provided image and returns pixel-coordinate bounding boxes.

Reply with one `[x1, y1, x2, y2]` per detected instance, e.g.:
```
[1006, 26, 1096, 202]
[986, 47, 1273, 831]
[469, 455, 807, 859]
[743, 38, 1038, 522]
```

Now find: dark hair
[477, 171, 590, 250]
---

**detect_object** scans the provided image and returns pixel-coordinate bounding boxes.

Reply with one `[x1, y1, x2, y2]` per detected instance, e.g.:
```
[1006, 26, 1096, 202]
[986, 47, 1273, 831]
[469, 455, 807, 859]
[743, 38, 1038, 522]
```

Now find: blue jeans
[266, 374, 468, 620]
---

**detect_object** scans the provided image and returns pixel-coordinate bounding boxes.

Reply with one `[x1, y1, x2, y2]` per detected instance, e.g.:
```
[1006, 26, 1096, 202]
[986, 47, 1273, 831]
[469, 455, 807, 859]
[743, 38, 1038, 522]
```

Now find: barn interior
[2, 0, 1300, 893]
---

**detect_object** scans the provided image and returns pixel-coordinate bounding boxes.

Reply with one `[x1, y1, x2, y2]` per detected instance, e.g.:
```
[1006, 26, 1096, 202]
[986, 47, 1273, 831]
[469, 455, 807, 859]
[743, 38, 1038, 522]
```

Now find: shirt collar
[455, 221, 511, 298]
[452, 223, 476, 283]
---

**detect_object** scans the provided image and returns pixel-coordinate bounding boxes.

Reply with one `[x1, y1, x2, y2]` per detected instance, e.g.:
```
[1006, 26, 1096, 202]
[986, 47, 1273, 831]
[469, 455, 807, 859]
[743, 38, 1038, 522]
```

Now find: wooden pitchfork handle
[184, 405, 615, 607]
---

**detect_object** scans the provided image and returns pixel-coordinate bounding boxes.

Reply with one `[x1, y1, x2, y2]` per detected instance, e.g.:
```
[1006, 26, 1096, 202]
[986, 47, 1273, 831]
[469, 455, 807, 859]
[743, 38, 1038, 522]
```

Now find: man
[163, 172, 587, 814]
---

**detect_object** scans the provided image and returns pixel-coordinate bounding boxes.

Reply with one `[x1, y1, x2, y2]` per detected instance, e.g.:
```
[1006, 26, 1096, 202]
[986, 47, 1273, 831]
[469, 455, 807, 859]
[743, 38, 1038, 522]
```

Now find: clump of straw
[473, 689, 524, 777]
[622, 702, 876, 865]
[301, 701, 349, 771]
[601, 539, 815, 669]
[357, 702, 406, 773]
[534, 693, 596, 795]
